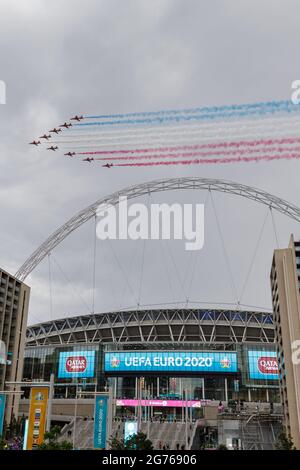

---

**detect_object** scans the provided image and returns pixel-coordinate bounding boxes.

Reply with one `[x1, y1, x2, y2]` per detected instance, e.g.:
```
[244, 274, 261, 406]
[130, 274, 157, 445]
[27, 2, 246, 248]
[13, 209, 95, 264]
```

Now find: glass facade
[22, 342, 280, 408]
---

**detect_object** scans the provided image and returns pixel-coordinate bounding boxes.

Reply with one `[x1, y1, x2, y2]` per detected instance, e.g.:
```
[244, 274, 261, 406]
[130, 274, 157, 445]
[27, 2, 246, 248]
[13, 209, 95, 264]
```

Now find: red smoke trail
[78, 137, 300, 156]
[112, 152, 300, 167]
[93, 146, 300, 161]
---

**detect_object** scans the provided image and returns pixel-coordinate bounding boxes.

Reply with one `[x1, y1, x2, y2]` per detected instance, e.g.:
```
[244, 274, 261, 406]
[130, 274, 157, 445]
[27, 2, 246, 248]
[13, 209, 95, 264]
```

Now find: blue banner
[104, 351, 238, 374]
[0, 393, 6, 436]
[248, 350, 279, 380]
[94, 395, 108, 449]
[57, 350, 95, 378]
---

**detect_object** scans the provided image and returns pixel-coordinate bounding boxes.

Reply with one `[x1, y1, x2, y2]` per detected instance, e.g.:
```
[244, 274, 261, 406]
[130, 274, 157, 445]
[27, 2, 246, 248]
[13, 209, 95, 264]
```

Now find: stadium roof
[25, 308, 274, 347]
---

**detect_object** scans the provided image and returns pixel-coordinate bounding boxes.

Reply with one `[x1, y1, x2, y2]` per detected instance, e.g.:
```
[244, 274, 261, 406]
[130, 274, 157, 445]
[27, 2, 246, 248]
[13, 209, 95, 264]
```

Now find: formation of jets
[29, 115, 115, 168]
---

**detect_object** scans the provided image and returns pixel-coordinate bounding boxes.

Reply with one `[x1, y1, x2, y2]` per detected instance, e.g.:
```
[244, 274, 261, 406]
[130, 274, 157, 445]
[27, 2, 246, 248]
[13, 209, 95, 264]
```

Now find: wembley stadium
[14, 176, 291, 450]
[18, 307, 282, 450]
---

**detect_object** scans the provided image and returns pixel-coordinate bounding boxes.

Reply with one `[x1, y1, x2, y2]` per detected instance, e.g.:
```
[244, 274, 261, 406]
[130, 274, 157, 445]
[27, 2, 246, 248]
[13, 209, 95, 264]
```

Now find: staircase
[57, 419, 197, 450]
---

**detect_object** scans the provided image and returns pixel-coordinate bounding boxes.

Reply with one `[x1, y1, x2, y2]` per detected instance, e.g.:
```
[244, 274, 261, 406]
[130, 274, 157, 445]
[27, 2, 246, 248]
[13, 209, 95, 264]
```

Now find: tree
[109, 432, 153, 450]
[217, 444, 228, 450]
[275, 432, 296, 450]
[125, 432, 154, 450]
[5, 414, 25, 440]
[38, 425, 73, 450]
[109, 436, 126, 450]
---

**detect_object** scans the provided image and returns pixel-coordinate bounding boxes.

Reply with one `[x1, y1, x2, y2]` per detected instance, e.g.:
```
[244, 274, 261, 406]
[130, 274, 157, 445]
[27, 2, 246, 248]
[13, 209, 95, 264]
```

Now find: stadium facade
[21, 308, 281, 427]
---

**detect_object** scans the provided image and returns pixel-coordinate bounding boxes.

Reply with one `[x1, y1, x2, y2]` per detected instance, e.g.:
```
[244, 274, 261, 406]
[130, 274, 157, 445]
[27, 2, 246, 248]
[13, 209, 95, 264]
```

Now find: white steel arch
[15, 177, 300, 281]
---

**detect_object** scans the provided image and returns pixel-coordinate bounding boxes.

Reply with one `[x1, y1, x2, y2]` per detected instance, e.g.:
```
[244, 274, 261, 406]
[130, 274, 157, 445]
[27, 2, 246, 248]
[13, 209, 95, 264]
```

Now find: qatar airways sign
[58, 351, 95, 378]
[66, 356, 87, 373]
[248, 350, 279, 381]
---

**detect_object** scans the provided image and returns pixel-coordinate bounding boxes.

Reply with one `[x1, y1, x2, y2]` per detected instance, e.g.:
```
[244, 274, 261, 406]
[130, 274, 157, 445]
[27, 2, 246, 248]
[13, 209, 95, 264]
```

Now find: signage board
[248, 350, 279, 380]
[104, 351, 238, 374]
[58, 350, 95, 378]
[0, 393, 6, 436]
[93, 395, 108, 449]
[27, 387, 49, 450]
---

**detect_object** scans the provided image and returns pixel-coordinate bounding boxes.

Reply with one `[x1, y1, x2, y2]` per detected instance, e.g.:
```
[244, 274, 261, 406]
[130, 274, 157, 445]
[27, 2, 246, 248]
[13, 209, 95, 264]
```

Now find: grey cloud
[0, 0, 300, 324]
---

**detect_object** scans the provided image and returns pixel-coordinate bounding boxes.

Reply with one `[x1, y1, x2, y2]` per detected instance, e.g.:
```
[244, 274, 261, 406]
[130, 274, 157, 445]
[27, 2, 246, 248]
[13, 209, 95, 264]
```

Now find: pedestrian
[176, 442, 179, 450]
[218, 401, 224, 413]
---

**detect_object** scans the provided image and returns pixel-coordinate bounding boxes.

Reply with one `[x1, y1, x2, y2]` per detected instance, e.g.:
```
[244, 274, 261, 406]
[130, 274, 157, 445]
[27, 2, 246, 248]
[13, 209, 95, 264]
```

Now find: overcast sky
[0, 0, 300, 325]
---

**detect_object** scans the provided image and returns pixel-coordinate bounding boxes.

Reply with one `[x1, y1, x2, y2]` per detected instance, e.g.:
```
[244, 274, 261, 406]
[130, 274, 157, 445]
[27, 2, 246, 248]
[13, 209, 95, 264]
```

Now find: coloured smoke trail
[50, 115, 300, 146]
[112, 153, 300, 167]
[80, 145, 300, 162]
[30, 99, 300, 169]
[76, 137, 300, 157]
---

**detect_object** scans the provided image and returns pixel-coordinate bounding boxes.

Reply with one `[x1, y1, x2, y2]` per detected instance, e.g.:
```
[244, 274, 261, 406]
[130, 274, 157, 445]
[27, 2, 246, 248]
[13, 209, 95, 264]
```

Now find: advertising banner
[58, 350, 95, 378]
[124, 421, 138, 441]
[104, 351, 238, 374]
[0, 393, 6, 436]
[116, 399, 207, 408]
[27, 387, 49, 450]
[93, 395, 108, 449]
[248, 350, 279, 380]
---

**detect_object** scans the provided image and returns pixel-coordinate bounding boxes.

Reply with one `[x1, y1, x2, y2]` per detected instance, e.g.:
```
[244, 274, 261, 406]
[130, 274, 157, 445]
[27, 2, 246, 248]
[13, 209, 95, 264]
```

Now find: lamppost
[183, 388, 192, 450]
[72, 382, 79, 450]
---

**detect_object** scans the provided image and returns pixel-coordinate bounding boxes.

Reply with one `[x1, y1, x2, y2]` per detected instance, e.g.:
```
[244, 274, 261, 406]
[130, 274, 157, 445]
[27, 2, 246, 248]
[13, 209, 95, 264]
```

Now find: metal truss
[16, 177, 300, 281]
[25, 308, 274, 346]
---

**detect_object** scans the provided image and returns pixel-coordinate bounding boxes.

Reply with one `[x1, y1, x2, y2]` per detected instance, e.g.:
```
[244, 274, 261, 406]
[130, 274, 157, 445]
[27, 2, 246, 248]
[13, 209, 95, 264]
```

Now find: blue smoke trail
[85, 100, 297, 120]
[76, 105, 300, 128]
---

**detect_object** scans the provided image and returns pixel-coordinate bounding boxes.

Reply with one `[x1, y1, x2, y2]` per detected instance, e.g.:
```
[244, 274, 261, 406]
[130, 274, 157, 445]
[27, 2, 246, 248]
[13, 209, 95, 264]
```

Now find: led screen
[247, 350, 279, 380]
[58, 350, 95, 378]
[104, 351, 238, 374]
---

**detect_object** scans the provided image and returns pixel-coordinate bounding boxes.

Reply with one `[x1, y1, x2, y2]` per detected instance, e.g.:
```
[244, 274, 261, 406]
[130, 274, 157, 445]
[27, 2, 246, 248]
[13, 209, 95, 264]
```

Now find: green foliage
[38, 425, 73, 450]
[275, 432, 296, 450]
[109, 432, 153, 450]
[0, 438, 8, 450]
[125, 432, 154, 450]
[217, 444, 228, 450]
[109, 435, 126, 450]
[4, 414, 25, 439]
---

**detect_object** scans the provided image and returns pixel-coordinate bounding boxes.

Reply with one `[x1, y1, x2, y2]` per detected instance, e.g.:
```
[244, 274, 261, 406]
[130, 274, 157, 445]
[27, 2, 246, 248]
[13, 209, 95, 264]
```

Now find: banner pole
[46, 373, 54, 432]
[106, 386, 113, 449]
